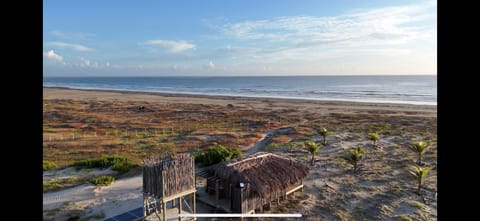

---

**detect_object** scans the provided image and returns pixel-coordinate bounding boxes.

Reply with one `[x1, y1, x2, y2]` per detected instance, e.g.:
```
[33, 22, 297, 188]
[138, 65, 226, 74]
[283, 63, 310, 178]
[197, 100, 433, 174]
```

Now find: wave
[43, 83, 436, 106]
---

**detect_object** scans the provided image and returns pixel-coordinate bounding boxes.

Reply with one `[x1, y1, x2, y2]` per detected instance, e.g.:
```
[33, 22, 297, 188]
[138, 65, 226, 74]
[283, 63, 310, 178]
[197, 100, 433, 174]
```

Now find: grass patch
[72, 155, 133, 173]
[43, 179, 62, 192]
[67, 177, 80, 183]
[409, 201, 426, 211]
[395, 214, 412, 221]
[45, 207, 62, 216]
[417, 211, 432, 221]
[90, 175, 115, 186]
[92, 212, 106, 219]
[43, 160, 57, 171]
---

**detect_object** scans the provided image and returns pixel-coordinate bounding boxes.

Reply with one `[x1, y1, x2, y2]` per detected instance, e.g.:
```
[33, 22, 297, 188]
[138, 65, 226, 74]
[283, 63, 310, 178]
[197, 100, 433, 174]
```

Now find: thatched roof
[211, 152, 309, 198]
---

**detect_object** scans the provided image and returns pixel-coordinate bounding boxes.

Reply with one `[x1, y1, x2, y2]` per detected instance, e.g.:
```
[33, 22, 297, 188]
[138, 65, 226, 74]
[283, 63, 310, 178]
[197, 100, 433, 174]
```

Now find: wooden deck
[196, 186, 232, 213]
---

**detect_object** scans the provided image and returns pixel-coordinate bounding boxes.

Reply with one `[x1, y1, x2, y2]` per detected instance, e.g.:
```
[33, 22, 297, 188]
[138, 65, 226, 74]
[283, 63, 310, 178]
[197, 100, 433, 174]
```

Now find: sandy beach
[44, 87, 436, 116]
[43, 87, 437, 220]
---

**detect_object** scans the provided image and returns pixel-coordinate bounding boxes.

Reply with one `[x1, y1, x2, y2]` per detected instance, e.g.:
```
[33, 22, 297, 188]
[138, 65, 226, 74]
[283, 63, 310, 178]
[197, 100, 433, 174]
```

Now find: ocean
[43, 75, 436, 105]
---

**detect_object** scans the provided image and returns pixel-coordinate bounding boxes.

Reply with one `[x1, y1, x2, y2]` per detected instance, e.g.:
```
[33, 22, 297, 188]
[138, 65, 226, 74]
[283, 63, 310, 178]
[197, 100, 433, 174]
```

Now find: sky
[43, 0, 436, 76]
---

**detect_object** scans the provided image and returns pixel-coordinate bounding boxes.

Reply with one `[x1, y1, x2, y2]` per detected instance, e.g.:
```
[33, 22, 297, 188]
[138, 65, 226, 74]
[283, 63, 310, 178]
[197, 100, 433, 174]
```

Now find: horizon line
[43, 74, 437, 78]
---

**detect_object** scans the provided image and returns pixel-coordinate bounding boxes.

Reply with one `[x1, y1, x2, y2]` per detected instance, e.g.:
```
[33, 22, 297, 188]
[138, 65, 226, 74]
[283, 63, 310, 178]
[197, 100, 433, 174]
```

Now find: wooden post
[178, 196, 182, 221]
[215, 179, 220, 205]
[162, 201, 167, 221]
[193, 192, 196, 220]
[143, 194, 147, 217]
[192, 159, 196, 220]
[162, 171, 166, 221]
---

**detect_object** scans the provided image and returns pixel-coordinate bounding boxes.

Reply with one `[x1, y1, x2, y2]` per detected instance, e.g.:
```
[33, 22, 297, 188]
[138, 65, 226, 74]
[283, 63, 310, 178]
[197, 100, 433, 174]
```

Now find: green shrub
[395, 215, 412, 221]
[43, 180, 62, 192]
[193, 144, 243, 167]
[72, 155, 133, 173]
[90, 176, 115, 186]
[43, 160, 57, 171]
[93, 212, 106, 219]
[66, 177, 79, 183]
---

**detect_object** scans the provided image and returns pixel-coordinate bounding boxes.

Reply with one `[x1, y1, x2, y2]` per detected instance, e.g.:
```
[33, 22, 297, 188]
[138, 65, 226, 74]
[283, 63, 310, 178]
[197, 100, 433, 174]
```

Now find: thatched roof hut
[207, 152, 310, 213]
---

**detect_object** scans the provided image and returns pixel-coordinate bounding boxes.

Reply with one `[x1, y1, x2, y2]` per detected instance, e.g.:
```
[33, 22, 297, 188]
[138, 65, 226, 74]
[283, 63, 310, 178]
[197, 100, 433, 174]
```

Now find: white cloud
[207, 61, 215, 69]
[80, 57, 90, 66]
[144, 39, 196, 53]
[215, 0, 435, 48]
[47, 41, 93, 52]
[49, 30, 95, 40]
[203, 0, 436, 68]
[75, 57, 110, 69]
[43, 50, 63, 61]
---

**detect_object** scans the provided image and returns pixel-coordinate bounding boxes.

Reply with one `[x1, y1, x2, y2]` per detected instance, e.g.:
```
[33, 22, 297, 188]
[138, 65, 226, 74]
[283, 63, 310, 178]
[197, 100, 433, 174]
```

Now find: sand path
[44, 175, 143, 219]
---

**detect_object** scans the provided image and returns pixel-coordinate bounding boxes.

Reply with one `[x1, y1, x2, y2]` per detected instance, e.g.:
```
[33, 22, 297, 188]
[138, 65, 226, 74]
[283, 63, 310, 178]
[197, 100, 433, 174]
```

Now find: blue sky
[43, 0, 436, 76]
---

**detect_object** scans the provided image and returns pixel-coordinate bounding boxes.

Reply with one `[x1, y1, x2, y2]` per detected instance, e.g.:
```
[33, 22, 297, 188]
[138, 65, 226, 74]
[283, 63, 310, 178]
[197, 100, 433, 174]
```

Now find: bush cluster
[193, 144, 243, 167]
[72, 155, 133, 173]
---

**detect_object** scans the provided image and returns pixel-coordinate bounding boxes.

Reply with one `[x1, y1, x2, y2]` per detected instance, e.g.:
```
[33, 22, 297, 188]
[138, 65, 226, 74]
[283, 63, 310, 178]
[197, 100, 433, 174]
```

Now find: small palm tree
[355, 145, 367, 154]
[305, 141, 320, 166]
[343, 145, 367, 173]
[368, 132, 379, 147]
[319, 128, 331, 145]
[409, 166, 430, 194]
[409, 141, 431, 165]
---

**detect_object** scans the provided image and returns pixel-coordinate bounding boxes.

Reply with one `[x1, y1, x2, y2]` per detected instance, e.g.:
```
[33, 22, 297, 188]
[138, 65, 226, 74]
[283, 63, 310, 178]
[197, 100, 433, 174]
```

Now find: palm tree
[305, 141, 320, 166]
[343, 145, 367, 173]
[354, 145, 367, 154]
[409, 166, 430, 194]
[409, 141, 431, 165]
[368, 132, 379, 147]
[319, 128, 331, 145]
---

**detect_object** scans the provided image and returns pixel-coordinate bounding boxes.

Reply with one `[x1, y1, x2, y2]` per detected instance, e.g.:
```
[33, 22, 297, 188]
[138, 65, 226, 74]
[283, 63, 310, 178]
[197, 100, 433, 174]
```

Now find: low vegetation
[343, 145, 367, 173]
[408, 141, 431, 165]
[43, 96, 437, 220]
[368, 131, 380, 147]
[193, 144, 243, 167]
[304, 141, 320, 166]
[43, 160, 57, 171]
[409, 166, 430, 194]
[92, 212, 106, 219]
[43, 179, 62, 192]
[72, 155, 133, 173]
[319, 127, 331, 145]
[90, 176, 115, 186]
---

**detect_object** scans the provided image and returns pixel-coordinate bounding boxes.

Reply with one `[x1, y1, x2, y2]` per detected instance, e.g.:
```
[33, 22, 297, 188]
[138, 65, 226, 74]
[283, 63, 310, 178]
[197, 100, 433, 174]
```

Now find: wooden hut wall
[242, 185, 286, 212]
[142, 154, 195, 197]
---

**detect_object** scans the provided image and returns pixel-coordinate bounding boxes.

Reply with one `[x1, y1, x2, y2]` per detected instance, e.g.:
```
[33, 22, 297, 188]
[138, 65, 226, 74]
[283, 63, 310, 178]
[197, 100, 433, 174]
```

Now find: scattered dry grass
[43, 90, 436, 220]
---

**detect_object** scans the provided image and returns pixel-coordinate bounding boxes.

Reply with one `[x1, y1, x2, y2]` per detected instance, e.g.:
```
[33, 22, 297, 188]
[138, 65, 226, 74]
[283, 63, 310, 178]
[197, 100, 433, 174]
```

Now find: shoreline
[43, 86, 437, 110]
